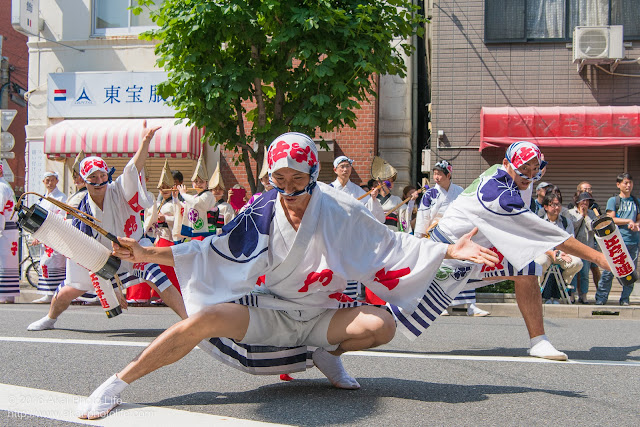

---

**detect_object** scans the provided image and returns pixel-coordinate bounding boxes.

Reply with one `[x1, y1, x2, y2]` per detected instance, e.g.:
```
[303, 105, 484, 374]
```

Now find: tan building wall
[430, 0, 640, 205]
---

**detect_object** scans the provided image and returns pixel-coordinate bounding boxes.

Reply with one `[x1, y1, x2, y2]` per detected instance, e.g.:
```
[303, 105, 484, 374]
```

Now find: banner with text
[47, 72, 175, 118]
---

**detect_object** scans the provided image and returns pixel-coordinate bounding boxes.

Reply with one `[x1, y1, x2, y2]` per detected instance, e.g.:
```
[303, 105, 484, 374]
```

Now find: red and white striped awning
[44, 119, 204, 159]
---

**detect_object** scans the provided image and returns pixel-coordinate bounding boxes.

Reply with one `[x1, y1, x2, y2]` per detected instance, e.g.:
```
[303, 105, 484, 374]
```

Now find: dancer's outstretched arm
[557, 236, 609, 271]
[112, 237, 175, 267]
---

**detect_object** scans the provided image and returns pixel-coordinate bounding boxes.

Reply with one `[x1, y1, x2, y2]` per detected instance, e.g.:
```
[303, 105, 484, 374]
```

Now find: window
[485, 0, 640, 42]
[93, 0, 162, 36]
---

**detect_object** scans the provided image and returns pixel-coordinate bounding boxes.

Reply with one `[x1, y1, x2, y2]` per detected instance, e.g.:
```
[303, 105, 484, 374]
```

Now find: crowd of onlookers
[3, 155, 638, 307]
[529, 176, 638, 306]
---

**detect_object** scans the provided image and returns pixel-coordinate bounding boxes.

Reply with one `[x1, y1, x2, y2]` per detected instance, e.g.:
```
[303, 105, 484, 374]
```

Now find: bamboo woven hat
[208, 162, 225, 190]
[191, 150, 209, 182]
[371, 156, 397, 181]
[157, 159, 174, 189]
[72, 150, 86, 175]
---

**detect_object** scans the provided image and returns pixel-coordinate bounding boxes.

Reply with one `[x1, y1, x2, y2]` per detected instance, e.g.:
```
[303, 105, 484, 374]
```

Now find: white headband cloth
[43, 171, 59, 180]
[79, 156, 116, 187]
[505, 141, 547, 182]
[267, 132, 319, 197]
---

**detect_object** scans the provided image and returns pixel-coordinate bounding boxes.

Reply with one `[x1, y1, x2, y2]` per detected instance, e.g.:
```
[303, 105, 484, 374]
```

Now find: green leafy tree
[135, 0, 425, 192]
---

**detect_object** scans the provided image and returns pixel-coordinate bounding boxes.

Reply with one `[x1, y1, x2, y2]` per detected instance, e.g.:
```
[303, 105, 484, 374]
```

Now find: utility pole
[0, 35, 9, 109]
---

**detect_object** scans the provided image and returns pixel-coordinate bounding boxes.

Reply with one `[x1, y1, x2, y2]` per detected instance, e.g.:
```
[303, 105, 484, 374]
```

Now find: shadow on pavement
[140, 379, 585, 426]
[52, 328, 166, 338]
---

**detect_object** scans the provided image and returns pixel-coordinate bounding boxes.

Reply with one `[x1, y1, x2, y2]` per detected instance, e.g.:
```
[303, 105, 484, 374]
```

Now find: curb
[454, 303, 640, 320]
[14, 284, 640, 320]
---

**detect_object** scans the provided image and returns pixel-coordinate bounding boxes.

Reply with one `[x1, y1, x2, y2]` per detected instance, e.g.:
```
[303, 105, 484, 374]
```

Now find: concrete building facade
[19, 1, 382, 200]
[427, 0, 640, 205]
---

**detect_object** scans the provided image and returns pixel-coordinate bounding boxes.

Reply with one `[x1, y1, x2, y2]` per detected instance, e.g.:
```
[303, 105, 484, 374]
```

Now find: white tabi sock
[27, 316, 57, 331]
[77, 374, 129, 420]
[528, 335, 568, 361]
[312, 348, 360, 390]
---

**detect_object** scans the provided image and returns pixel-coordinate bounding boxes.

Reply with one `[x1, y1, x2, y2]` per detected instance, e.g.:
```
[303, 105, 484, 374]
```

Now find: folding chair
[540, 264, 572, 304]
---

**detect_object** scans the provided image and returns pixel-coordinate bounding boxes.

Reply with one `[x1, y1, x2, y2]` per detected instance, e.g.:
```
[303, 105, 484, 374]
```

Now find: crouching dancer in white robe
[78, 132, 498, 420]
[27, 122, 187, 331]
[421, 141, 610, 361]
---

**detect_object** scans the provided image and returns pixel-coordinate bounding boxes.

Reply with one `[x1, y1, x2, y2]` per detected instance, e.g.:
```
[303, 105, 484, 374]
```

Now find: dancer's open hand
[445, 227, 499, 266]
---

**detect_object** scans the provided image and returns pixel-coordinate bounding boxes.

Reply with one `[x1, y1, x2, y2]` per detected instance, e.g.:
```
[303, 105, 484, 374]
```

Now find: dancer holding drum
[26, 121, 187, 331]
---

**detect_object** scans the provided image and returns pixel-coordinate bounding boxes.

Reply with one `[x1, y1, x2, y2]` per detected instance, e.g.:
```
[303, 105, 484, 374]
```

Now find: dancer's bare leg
[27, 286, 86, 331]
[119, 303, 248, 383]
[513, 276, 545, 338]
[79, 303, 249, 419]
[312, 305, 396, 390]
[512, 275, 567, 361]
[147, 281, 188, 320]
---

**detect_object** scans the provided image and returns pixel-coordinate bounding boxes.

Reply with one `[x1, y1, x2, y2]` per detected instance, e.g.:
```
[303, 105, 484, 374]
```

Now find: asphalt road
[1, 304, 639, 426]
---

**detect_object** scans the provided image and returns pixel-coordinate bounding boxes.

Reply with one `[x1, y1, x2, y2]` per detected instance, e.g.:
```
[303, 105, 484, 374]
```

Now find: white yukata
[398, 199, 416, 234]
[377, 191, 404, 231]
[414, 183, 464, 237]
[172, 183, 463, 374]
[330, 178, 385, 298]
[396, 164, 572, 338]
[179, 191, 217, 238]
[0, 177, 19, 298]
[330, 178, 385, 223]
[214, 200, 236, 236]
[37, 188, 68, 295]
[63, 160, 172, 294]
[144, 194, 179, 243]
[414, 182, 479, 305]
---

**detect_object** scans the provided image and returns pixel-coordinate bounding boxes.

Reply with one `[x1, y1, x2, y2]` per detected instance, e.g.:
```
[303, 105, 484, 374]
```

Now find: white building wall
[24, 1, 217, 196]
[377, 46, 414, 196]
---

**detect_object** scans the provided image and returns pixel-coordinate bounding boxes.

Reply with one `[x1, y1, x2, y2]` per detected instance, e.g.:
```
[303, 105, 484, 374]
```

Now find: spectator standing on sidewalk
[536, 192, 583, 303]
[595, 173, 640, 306]
[571, 181, 602, 290]
[566, 192, 597, 303]
[532, 181, 551, 215]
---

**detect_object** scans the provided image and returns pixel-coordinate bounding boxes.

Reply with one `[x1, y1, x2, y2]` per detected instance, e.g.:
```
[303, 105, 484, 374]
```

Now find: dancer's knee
[185, 303, 248, 341]
[363, 308, 396, 345]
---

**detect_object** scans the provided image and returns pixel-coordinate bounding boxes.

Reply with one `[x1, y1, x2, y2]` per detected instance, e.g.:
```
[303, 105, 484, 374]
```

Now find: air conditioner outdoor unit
[421, 149, 431, 174]
[573, 25, 624, 62]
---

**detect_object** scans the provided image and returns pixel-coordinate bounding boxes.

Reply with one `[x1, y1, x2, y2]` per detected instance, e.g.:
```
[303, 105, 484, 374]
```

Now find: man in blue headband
[79, 131, 500, 420]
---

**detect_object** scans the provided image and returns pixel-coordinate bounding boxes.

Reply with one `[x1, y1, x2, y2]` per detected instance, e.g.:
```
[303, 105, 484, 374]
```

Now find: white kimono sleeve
[143, 194, 162, 237]
[116, 160, 155, 213]
[172, 191, 277, 315]
[364, 196, 386, 223]
[398, 200, 415, 233]
[328, 198, 449, 312]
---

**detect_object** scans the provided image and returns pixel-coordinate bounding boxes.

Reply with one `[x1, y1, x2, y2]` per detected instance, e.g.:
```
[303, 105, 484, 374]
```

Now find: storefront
[33, 71, 212, 198]
[481, 106, 640, 205]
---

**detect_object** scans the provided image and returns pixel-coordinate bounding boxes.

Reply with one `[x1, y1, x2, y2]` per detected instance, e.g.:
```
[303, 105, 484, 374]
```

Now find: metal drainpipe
[0, 58, 10, 109]
[414, 0, 429, 184]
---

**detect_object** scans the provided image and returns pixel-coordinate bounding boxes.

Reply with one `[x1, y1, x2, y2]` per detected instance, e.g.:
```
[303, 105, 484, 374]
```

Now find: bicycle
[18, 231, 40, 288]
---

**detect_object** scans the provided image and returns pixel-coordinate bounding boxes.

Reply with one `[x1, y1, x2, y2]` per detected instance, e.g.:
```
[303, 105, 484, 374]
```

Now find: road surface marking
[0, 383, 290, 426]
[2, 336, 639, 367]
